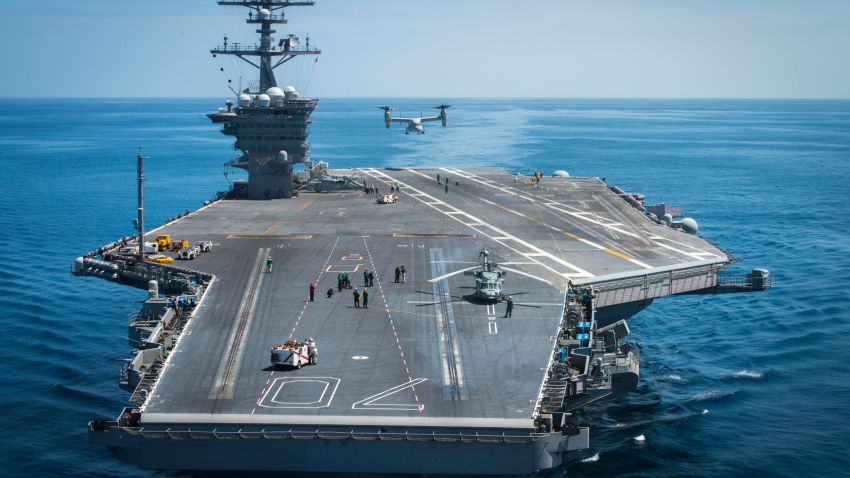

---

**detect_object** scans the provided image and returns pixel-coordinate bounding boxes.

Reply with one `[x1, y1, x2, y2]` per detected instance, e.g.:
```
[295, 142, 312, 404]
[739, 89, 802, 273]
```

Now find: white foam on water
[702, 409, 709, 415]
[581, 452, 600, 463]
[692, 390, 717, 401]
[734, 370, 763, 379]
[692, 389, 735, 402]
[634, 434, 646, 443]
[662, 374, 683, 382]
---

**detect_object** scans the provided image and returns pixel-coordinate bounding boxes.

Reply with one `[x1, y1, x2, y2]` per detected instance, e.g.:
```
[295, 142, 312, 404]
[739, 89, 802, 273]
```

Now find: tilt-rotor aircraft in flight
[377, 104, 450, 134]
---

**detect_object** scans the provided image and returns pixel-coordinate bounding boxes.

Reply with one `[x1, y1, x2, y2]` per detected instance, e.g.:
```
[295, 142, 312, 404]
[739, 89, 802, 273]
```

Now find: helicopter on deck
[467, 248, 506, 301]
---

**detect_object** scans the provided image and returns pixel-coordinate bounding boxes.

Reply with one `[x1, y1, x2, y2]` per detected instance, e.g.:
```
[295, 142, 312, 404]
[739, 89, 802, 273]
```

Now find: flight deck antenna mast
[136, 147, 147, 262]
[208, 1, 322, 200]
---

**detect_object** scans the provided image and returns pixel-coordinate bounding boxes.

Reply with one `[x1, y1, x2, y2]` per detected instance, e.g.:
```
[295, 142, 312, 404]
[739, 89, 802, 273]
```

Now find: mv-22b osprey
[377, 105, 450, 135]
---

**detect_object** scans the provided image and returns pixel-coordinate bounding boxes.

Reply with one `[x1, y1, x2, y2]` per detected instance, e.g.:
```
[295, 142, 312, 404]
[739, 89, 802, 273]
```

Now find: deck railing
[107, 426, 551, 444]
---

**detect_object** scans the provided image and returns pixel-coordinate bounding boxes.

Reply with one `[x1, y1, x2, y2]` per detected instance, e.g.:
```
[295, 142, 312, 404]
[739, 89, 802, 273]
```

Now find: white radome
[553, 170, 570, 177]
[238, 94, 251, 106]
[257, 94, 271, 107]
[258, 8, 271, 19]
[265, 87, 285, 98]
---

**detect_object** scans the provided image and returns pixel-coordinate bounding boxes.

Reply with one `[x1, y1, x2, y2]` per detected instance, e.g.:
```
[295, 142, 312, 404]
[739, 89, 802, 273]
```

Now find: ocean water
[0, 98, 848, 477]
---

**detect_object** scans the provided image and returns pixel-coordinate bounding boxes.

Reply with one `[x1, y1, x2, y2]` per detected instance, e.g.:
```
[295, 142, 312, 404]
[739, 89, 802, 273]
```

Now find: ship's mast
[136, 148, 147, 263]
[212, 1, 321, 92]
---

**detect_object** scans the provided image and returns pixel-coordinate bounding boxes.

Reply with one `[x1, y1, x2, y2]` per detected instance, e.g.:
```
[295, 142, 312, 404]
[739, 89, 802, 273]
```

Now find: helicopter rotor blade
[428, 266, 479, 283]
[498, 266, 552, 285]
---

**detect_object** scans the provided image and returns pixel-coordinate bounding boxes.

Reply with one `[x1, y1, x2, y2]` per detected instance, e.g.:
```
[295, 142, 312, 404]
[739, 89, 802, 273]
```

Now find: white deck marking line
[488, 322, 498, 334]
[210, 248, 269, 401]
[288, 235, 341, 340]
[362, 237, 425, 414]
[362, 168, 592, 279]
[272, 380, 329, 405]
[643, 240, 708, 260]
[445, 167, 722, 262]
[647, 233, 725, 256]
[577, 238, 653, 270]
[252, 237, 341, 414]
[352, 378, 428, 410]
[257, 377, 341, 409]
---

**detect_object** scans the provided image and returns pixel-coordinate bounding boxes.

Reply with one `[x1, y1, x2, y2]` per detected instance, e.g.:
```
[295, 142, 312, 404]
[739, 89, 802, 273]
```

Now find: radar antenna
[211, 1, 321, 92]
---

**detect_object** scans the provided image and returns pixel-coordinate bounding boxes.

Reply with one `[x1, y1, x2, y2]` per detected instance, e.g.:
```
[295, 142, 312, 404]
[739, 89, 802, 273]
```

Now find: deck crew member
[353, 288, 360, 308]
[363, 268, 370, 286]
[361, 288, 369, 308]
[368, 270, 374, 287]
[266, 255, 273, 272]
[337, 273, 343, 292]
[309, 282, 317, 301]
[400, 265, 406, 283]
[504, 295, 514, 318]
[326, 287, 334, 298]
[306, 337, 318, 363]
[394, 266, 401, 283]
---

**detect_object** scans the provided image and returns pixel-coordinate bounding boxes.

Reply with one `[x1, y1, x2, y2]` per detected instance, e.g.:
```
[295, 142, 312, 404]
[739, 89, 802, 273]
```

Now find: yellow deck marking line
[263, 220, 284, 235]
[603, 248, 633, 261]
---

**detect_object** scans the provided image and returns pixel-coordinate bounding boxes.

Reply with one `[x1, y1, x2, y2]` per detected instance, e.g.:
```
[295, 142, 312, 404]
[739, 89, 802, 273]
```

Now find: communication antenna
[136, 147, 148, 263]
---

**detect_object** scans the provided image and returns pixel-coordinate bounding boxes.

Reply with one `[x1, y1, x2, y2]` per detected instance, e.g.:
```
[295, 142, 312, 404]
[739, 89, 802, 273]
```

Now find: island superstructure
[77, 1, 772, 476]
[207, 0, 320, 199]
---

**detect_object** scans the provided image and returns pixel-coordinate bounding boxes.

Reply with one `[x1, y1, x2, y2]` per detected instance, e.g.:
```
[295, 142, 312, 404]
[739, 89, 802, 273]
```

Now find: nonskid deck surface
[141, 168, 727, 426]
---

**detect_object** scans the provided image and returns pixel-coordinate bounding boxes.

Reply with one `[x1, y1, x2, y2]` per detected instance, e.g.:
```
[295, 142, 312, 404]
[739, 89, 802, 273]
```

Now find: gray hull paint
[97, 427, 588, 476]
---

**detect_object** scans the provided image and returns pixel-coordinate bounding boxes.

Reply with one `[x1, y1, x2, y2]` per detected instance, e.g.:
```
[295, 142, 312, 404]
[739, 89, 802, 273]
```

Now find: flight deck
[138, 167, 728, 426]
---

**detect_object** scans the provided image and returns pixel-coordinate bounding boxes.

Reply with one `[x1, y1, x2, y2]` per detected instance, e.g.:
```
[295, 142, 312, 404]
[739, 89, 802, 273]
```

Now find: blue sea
[0, 98, 848, 477]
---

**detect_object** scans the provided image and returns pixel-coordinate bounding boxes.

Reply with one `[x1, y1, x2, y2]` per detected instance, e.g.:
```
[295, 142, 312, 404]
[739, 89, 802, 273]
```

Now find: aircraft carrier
[77, 2, 772, 476]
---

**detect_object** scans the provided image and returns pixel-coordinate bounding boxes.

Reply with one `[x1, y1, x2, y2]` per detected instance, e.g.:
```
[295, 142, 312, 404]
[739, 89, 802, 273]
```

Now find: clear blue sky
[2, 0, 849, 98]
